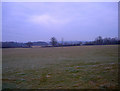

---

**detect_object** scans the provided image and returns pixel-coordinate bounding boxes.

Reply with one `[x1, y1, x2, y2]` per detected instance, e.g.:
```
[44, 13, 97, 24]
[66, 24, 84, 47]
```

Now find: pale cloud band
[29, 14, 71, 27]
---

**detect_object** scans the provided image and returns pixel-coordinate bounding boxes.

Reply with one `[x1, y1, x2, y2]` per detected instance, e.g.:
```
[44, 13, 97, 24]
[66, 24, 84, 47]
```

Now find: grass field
[2, 45, 119, 89]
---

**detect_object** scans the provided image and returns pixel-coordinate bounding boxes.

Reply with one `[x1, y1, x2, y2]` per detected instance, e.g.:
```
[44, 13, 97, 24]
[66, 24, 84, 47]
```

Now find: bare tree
[50, 37, 58, 47]
[95, 36, 103, 44]
[26, 42, 33, 48]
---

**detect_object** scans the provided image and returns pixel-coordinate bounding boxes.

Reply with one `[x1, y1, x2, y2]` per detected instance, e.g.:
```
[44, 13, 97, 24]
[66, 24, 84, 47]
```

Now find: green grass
[2, 45, 119, 89]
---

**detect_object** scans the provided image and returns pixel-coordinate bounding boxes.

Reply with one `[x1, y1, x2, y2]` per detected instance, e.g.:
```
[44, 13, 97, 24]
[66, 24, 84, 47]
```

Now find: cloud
[29, 14, 71, 27]
[2, 2, 118, 42]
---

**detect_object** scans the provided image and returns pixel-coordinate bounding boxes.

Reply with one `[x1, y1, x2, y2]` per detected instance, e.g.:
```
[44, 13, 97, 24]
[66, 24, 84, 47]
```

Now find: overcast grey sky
[2, 2, 118, 42]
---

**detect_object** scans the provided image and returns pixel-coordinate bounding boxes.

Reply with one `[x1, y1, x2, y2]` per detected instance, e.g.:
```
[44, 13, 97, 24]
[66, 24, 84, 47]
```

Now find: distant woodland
[1, 36, 120, 48]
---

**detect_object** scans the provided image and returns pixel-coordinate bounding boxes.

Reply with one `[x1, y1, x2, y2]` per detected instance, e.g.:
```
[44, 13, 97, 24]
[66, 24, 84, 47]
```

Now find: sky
[2, 2, 118, 42]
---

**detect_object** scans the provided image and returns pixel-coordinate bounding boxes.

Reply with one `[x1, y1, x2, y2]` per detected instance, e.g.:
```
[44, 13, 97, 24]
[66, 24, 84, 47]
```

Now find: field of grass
[2, 45, 119, 89]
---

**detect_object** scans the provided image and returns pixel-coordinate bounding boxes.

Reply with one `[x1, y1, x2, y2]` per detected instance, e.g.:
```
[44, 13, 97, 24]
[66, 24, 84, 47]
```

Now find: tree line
[1, 36, 120, 48]
[84, 36, 119, 45]
[1, 41, 48, 48]
[50, 36, 120, 47]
